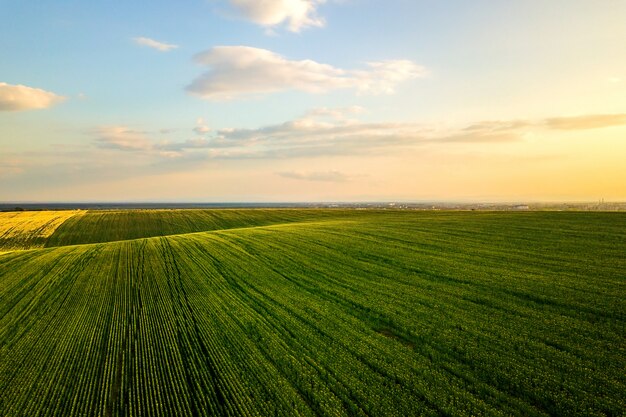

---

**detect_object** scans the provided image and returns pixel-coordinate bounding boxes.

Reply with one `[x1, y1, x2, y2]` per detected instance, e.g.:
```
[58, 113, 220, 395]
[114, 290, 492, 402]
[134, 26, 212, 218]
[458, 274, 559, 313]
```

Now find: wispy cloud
[543, 114, 626, 130]
[88, 110, 428, 161]
[187, 46, 426, 100]
[444, 120, 532, 143]
[278, 170, 351, 182]
[459, 113, 626, 134]
[88, 111, 626, 163]
[203, 106, 527, 157]
[160, 138, 213, 152]
[5, 109, 624, 199]
[0, 82, 65, 111]
[95, 126, 214, 156]
[96, 126, 154, 151]
[133, 37, 179, 52]
[227, 0, 326, 32]
[304, 105, 366, 120]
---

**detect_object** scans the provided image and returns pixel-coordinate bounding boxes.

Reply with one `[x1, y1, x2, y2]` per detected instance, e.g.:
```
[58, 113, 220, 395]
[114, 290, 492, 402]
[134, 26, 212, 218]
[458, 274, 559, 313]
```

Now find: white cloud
[354, 60, 427, 94]
[228, 0, 326, 32]
[187, 46, 426, 100]
[133, 37, 179, 52]
[0, 82, 65, 111]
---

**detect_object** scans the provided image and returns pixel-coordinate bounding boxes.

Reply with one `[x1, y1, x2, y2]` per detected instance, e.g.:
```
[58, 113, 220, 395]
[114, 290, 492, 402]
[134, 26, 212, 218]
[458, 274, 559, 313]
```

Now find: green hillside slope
[44, 209, 354, 247]
[1, 211, 624, 416]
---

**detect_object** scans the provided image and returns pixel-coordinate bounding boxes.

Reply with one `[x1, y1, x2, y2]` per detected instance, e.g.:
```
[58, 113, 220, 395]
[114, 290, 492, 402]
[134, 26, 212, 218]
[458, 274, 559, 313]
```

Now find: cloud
[355, 60, 427, 94]
[187, 46, 426, 100]
[438, 131, 522, 143]
[89, 111, 626, 163]
[10, 109, 623, 199]
[206, 113, 432, 159]
[439, 120, 532, 143]
[459, 113, 626, 134]
[0, 82, 65, 111]
[94, 125, 216, 156]
[95, 127, 154, 151]
[160, 138, 213, 152]
[304, 105, 365, 122]
[193, 118, 211, 135]
[543, 114, 626, 130]
[462, 120, 531, 132]
[278, 170, 351, 182]
[133, 37, 179, 52]
[89, 112, 429, 161]
[228, 0, 326, 32]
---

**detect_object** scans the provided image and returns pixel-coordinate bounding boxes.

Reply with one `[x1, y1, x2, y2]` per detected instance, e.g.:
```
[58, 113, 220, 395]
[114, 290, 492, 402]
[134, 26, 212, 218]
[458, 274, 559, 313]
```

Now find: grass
[0, 210, 624, 416]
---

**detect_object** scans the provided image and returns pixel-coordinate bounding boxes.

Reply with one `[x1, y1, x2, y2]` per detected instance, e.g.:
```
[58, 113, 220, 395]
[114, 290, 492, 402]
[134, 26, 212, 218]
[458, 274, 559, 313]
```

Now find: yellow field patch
[0, 210, 84, 251]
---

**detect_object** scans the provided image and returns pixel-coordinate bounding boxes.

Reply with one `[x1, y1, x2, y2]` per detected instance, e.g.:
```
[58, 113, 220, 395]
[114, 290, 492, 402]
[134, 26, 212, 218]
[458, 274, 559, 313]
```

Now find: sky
[1, 0, 625, 203]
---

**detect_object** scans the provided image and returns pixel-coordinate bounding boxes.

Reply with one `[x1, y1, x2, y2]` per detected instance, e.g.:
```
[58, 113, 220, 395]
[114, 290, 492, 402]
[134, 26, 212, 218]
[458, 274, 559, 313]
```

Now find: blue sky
[1, 1, 625, 202]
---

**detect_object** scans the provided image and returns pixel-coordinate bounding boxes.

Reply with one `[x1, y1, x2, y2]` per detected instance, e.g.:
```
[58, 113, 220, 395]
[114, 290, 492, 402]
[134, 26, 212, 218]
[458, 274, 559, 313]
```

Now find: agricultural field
[0, 210, 83, 253]
[44, 208, 350, 247]
[0, 209, 624, 416]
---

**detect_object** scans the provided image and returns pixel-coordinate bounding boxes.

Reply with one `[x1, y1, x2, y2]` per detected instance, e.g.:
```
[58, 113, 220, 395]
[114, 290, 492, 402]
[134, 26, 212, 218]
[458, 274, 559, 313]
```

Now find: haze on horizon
[1, 1, 625, 203]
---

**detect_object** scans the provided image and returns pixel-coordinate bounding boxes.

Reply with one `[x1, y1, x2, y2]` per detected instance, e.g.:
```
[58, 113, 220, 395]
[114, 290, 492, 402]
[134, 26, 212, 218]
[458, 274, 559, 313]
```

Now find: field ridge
[0, 218, 356, 257]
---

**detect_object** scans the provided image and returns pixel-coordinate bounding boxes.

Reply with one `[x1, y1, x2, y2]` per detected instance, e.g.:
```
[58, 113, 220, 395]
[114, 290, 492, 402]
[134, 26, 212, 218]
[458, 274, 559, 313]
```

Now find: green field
[1, 210, 624, 416]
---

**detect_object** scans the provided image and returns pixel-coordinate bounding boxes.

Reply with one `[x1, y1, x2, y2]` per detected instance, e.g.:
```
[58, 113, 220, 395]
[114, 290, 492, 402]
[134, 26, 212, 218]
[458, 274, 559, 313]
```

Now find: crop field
[44, 209, 355, 247]
[0, 209, 624, 416]
[0, 210, 83, 252]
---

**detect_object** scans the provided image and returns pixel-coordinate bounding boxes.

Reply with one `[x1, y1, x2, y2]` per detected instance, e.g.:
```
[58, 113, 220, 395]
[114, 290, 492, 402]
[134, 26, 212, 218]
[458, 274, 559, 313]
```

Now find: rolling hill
[1, 210, 624, 416]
